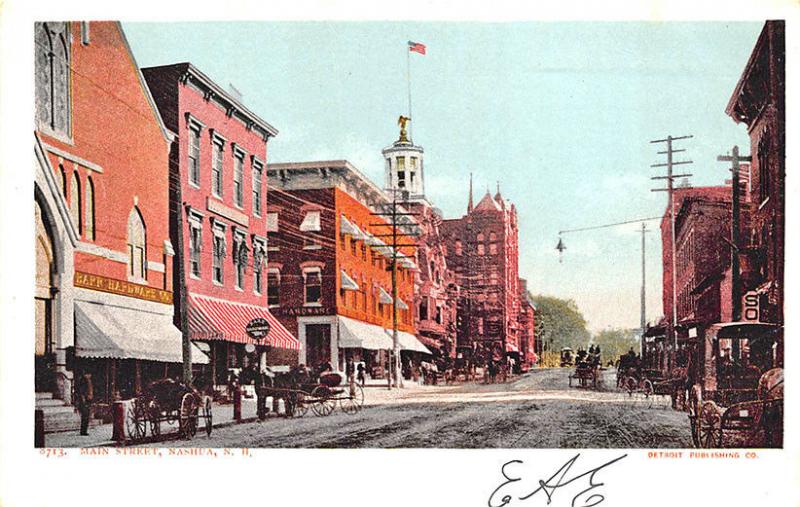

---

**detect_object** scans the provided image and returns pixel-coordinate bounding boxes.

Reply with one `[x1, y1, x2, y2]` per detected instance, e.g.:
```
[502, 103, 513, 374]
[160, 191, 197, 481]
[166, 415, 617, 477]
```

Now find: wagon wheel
[687, 385, 703, 447]
[179, 393, 198, 439]
[340, 383, 365, 415]
[625, 376, 637, 396]
[310, 386, 336, 416]
[698, 401, 723, 448]
[292, 392, 308, 418]
[125, 399, 147, 441]
[642, 379, 654, 399]
[202, 397, 213, 437]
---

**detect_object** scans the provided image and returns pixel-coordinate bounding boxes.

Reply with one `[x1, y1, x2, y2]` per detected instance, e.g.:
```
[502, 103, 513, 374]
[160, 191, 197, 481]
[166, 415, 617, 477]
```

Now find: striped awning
[187, 293, 300, 350]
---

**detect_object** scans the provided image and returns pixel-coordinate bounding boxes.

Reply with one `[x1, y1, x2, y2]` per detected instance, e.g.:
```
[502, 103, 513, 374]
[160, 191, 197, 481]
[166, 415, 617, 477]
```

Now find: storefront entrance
[35, 200, 56, 393]
[305, 324, 331, 369]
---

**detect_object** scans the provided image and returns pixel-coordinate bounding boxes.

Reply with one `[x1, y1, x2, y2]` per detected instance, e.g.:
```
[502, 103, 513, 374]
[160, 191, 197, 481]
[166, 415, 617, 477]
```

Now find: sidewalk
[44, 398, 261, 448]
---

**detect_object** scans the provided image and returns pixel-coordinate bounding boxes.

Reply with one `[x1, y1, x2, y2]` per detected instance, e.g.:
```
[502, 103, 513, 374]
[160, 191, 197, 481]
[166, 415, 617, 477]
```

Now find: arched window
[69, 172, 82, 235]
[127, 207, 146, 280]
[85, 177, 95, 240]
[34, 22, 70, 136]
[58, 165, 66, 197]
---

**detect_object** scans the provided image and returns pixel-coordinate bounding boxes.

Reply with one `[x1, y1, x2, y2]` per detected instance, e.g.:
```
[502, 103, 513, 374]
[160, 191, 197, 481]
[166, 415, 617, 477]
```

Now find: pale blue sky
[124, 21, 763, 332]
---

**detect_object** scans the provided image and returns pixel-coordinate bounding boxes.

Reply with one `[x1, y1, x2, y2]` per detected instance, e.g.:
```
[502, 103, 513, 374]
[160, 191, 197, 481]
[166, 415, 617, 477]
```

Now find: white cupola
[382, 116, 427, 204]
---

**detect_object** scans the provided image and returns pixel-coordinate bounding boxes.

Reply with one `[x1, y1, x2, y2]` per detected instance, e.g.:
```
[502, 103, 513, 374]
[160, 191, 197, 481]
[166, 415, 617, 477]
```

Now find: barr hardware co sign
[246, 317, 271, 340]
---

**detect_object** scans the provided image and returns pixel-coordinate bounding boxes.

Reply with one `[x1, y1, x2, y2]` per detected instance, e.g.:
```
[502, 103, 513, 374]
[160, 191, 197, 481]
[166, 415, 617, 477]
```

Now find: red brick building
[34, 22, 200, 411]
[725, 21, 785, 332]
[265, 160, 426, 376]
[142, 63, 299, 385]
[441, 182, 522, 363]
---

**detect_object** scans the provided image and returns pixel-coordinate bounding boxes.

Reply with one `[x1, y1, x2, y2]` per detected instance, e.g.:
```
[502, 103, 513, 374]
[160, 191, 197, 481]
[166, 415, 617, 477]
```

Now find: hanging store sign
[245, 317, 271, 341]
[742, 291, 760, 322]
[74, 271, 172, 304]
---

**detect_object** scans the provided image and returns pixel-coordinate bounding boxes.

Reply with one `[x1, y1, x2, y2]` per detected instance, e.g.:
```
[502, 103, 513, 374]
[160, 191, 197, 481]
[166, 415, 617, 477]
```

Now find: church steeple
[467, 172, 474, 212]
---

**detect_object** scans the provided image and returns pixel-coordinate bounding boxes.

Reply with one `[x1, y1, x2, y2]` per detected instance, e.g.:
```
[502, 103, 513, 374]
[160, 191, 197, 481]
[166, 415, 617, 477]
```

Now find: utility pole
[640, 223, 650, 355]
[718, 145, 751, 322]
[370, 189, 419, 389]
[650, 134, 693, 365]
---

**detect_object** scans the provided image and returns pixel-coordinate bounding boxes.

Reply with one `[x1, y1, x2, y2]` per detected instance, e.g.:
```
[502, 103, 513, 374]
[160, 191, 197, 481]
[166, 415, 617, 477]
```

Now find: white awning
[338, 316, 393, 350]
[75, 301, 209, 364]
[378, 287, 393, 305]
[351, 222, 367, 241]
[299, 210, 321, 232]
[340, 215, 357, 236]
[384, 329, 432, 354]
[396, 255, 417, 270]
[340, 270, 360, 291]
[395, 296, 409, 310]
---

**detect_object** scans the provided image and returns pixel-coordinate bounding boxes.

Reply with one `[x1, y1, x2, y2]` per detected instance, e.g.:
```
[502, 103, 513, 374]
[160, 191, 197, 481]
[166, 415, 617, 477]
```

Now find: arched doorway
[35, 199, 57, 392]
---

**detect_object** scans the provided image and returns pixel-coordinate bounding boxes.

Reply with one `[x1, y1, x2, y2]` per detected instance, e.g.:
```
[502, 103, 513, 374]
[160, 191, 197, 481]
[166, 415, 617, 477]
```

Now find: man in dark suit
[76, 372, 93, 436]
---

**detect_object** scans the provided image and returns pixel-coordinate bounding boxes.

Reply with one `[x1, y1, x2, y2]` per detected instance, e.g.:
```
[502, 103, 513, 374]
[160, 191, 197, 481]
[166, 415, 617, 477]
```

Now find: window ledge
[189, 273, 201, 281]
[268, 304, 280, 309]
[188, 181, 201, 190]
[127, 276, 148, 285]
[303, 245, 323, 251]
[234, 286, 244, 292]
[213, 280, 224, 287]
[303, 302, 323, 308]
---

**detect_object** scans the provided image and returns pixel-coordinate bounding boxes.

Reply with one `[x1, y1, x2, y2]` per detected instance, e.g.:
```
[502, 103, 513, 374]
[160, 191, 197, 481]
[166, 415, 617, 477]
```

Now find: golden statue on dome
[397, 115, 411, 142]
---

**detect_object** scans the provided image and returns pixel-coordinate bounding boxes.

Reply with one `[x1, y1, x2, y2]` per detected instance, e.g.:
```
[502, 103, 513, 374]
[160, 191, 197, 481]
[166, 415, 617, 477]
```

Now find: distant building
[34, 22, 196, 409]
[142, 62, 299, 385]
[265, 160, 427, 375]
[441, 179, 522, 363]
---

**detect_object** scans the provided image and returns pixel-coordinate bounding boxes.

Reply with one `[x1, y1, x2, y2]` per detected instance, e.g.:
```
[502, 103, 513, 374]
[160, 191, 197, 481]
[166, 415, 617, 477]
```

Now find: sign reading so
[246, 317, 271, 341]
[742, 291, 760, 322]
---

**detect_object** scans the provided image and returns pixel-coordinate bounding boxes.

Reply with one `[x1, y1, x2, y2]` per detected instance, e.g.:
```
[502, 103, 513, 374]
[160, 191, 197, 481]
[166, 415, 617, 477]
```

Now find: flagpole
[406, 41, 413, 142]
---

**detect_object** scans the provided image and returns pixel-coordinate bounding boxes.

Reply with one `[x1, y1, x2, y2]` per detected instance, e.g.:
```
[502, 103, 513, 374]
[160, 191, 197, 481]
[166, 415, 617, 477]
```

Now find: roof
[141, 62, 279, 139]
[473, 191, 502, 212]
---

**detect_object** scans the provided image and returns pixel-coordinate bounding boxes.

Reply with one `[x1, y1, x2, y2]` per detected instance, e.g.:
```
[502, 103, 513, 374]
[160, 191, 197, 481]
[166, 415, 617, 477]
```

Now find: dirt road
[136, 368, 693, 448]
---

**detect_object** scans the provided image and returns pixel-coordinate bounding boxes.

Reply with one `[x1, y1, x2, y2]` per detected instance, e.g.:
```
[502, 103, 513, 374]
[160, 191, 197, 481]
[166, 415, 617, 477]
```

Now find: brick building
[441, 181, 522, 363]
[34, 22, 203, 415]
[382, 126, 459, 357]
[142, 63, 300, 385]
[265, 160, 427, 376]
[725, 21, 785, 332]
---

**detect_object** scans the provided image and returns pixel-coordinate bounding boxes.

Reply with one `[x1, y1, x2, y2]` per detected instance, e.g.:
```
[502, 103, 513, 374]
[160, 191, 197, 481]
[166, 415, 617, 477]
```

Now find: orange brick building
[266, 161, 426, 375]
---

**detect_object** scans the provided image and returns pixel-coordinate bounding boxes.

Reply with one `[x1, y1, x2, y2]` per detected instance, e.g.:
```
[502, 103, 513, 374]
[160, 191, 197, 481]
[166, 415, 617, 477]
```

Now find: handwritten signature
[488, 453, 627, 507]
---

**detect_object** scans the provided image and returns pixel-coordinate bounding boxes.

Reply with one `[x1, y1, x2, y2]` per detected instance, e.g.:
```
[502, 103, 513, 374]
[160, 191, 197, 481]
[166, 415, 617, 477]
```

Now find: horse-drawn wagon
[125, 379, 213, 442]
[262, 366, 365, 417]
[687, 322, 783, 448]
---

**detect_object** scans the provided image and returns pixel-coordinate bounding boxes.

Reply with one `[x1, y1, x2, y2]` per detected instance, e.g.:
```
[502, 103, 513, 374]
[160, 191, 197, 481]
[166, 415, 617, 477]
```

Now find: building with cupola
[382, 120, 459, 358]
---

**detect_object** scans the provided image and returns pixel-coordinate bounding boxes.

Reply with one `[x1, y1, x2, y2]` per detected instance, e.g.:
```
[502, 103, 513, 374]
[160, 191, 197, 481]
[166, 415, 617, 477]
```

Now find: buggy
[125, 379, 213, 442]
[261, 365, 365, 417]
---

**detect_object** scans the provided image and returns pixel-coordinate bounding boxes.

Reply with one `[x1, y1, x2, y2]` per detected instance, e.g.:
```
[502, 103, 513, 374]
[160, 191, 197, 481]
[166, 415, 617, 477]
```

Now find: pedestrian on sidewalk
[357, 362, 366, 387]
[75, 372, 93, 436]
